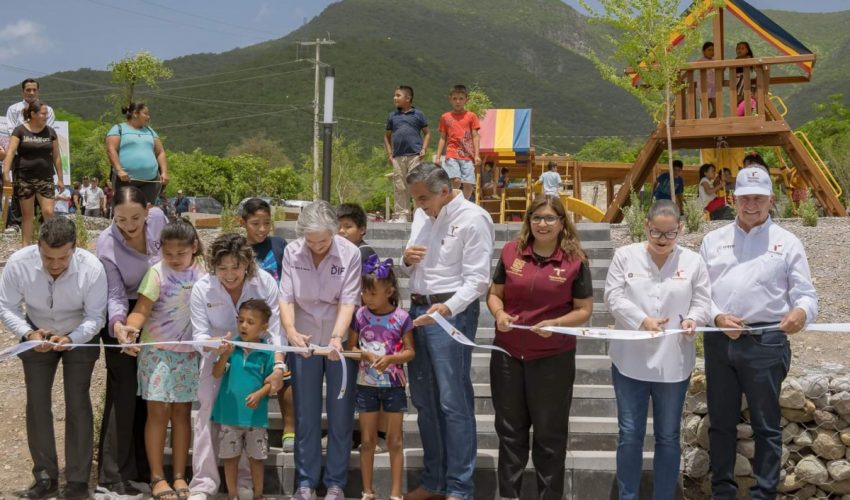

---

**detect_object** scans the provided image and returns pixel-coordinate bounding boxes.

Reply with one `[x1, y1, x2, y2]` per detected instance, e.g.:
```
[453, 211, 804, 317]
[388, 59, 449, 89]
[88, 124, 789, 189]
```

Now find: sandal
[150, 477, 178, 500]
[173, 474, 190, 500]
[361, 493, 376, 500]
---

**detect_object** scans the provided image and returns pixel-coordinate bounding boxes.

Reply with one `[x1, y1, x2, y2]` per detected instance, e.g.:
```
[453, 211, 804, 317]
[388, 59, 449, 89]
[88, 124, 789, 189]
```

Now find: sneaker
[238, 486, 255, 500]
[292, 486, 316, 500]
[324, 486, 345, 500]
[375, 436, 387, 454]
[282, 432, 295, 452]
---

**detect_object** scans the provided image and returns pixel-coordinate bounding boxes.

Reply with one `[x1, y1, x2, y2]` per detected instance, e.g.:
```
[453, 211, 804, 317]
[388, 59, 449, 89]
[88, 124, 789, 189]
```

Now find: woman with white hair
[282, 201, 362, 500]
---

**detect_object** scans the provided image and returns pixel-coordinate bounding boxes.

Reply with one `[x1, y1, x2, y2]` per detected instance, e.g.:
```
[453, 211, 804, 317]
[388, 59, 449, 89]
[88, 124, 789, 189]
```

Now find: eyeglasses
[530, 215, 560, 225]
[648, 228, 679, 240]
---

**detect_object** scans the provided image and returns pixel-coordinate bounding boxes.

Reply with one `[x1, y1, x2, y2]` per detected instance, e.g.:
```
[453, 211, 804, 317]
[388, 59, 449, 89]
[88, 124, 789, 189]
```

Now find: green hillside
[1, 0, 848, 162]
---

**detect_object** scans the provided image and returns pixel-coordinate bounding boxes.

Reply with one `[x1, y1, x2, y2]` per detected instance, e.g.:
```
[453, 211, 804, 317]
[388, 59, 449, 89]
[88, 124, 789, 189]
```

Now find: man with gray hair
[401, 163, 494, 500]
[0, 216, 107, 499]
[699, 166, 817, 499]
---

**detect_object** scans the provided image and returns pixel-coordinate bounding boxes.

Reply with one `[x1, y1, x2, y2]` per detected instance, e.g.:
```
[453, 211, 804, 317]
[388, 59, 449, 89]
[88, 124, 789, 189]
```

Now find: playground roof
[479, 108, 532, 160]
[683, 0, 813, 74]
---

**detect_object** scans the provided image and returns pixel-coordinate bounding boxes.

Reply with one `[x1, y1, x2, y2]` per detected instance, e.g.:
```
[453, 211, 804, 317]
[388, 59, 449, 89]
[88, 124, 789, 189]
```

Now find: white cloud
[0, 20, 52, 61]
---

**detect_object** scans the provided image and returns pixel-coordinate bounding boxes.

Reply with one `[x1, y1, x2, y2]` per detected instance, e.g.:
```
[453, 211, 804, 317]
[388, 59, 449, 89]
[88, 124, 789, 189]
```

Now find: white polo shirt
[190, 270, 283, 353]
[6, 100, 56, 130]
[605, 243, 712, 382]
[699, 218, 818, 325]
[401, 190, 495, 315]
[0, 245, 107, 343]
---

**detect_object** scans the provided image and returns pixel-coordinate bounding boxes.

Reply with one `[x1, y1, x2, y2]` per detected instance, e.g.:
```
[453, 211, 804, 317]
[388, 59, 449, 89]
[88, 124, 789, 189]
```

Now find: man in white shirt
[5, 78, 56, 131]
[84, 176, 106, 217]
[54, 185, 72, 215]
[699, 166, 817, 499]
[0, 216, 107, 500]
[400, 163, 494, 500]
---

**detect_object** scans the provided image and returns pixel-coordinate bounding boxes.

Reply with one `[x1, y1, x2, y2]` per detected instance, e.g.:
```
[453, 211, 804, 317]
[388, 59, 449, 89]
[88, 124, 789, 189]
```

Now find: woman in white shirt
[604, 200, 712, 500]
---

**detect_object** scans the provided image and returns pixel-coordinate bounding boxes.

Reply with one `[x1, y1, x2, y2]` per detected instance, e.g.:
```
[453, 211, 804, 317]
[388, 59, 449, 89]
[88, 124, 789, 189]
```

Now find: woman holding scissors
[604, 199, 712, 500]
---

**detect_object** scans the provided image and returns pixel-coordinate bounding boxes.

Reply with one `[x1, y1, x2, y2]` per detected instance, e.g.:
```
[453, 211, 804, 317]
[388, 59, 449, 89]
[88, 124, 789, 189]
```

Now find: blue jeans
[612, 365, 689, 500]
[408, 301, 479, 499]
[704, 330, 790, 500]
[291, 352, 357, 490]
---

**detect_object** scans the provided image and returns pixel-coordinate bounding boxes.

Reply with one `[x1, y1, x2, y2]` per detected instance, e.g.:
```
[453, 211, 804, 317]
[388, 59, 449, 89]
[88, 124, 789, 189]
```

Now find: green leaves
[107, 51, 173, 107]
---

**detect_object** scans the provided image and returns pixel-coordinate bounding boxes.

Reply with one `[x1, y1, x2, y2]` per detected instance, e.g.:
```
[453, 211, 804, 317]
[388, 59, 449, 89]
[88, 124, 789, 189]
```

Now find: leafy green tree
[799, 94, 850, 197]
[574, 136, 641, 163]
[54, 109, 111, 180]
[580, 0, 717, 206]
[466, 85, 494, 118]
[225, 134, 292, 168]
[108, 51, 173, 108]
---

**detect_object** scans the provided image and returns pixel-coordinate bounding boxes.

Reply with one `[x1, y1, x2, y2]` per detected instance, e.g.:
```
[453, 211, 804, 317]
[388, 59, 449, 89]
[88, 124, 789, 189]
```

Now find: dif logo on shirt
[331, 264, 346, 276]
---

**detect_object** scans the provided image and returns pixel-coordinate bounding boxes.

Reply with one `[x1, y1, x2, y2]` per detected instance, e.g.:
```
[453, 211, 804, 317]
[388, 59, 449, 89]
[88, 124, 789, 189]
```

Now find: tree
[55, 109, 111, 180]
[466, 85, 493, 118]
[108, 51, 173, 108]
[579, 0, 717, 205]
[574, 136, 640, 163]
[800, 94, 850, 198]
[225, 134, 292, 168]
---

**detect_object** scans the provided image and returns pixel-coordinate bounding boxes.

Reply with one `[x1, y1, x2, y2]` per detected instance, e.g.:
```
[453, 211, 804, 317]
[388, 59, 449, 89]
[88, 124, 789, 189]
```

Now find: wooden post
[606, 179, 615, 207]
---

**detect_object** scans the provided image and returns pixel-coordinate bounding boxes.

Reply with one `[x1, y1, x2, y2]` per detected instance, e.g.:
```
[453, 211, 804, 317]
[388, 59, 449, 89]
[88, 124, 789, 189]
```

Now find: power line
[139, 0, 282, 37]
[0, 63, 116, 91]
[154, 67, 313, 92]
[154, 105, 313, 130]
[85, 0, 268, 42]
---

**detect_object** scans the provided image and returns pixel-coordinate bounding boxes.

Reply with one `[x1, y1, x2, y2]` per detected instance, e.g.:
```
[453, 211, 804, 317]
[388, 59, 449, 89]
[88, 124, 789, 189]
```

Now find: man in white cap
[699, 166, 817, 499]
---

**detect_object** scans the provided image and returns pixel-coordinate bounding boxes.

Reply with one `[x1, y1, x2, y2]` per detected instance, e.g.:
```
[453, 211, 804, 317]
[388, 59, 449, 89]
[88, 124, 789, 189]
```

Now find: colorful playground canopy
[632, 0, 814, 85]
[682, 0, 813, 74]
[478, 108, 532, 159]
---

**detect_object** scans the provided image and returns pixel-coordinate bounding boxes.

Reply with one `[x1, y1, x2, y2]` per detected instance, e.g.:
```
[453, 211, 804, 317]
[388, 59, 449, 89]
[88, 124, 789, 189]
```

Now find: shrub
[623, 191, 647, 242]
[799, 197, 818, 227]
[682, 196, 704, 233]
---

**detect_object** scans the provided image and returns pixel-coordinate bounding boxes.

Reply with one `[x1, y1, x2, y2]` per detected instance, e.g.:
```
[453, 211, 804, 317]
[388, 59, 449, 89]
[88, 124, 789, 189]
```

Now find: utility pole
[298, 38, 335, 200]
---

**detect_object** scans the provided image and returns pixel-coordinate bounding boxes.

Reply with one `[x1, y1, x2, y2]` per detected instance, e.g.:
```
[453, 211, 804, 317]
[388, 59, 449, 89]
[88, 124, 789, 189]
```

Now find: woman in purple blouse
[95, 186, 168, 494]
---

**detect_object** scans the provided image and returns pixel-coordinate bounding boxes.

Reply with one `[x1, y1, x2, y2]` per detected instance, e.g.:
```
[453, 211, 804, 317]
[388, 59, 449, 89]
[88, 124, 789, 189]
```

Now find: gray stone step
[275, 222, 612, 243]
[366, 238, 615, 260]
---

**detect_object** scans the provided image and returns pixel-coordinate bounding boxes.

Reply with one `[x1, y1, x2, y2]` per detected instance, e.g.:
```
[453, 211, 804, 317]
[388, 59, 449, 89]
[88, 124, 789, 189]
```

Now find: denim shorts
[355, 385, 408, 413]
[443, 158, 476, 184]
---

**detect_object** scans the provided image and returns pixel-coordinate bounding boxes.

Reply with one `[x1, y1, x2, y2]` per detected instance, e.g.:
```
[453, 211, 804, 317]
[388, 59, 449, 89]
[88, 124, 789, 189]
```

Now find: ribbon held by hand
[363, 254, 393, 279]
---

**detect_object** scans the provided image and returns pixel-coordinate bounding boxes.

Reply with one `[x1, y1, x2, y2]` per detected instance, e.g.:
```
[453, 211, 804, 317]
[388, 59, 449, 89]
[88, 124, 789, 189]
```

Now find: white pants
[189, 355, 252, 494]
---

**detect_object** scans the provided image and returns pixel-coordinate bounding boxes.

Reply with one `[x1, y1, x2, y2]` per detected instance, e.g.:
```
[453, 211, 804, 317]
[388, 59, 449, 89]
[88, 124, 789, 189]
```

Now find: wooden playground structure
[474, 0, 846, 223]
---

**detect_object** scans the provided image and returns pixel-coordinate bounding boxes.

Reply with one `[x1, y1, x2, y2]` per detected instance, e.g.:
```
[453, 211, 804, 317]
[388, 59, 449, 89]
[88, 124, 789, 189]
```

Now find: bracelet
[273, 362, 289, 372]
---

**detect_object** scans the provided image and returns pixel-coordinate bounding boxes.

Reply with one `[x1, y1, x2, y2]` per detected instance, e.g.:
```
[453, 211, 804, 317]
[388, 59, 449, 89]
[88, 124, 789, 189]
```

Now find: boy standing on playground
[536, 161, 564, 196]
[385, 85, 430, 223]
[436, 85, 481, 200]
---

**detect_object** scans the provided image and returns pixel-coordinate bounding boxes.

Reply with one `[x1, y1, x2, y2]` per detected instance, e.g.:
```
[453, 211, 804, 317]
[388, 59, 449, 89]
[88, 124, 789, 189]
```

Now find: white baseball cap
[735, 166, 772, 196]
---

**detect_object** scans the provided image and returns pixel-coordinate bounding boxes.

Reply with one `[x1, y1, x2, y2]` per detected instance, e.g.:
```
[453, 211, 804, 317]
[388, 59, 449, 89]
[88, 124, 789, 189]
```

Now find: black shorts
[15, 177, 55, 200]
[355, 385, 408, 413]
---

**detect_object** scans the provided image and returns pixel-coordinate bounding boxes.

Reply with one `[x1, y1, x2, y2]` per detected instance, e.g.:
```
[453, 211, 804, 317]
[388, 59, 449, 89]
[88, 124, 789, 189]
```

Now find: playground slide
[562, 196, 605, 222]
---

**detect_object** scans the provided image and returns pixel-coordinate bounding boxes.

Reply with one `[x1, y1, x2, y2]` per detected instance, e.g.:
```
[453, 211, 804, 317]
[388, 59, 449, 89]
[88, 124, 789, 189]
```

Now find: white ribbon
[428, 312, 510, 355]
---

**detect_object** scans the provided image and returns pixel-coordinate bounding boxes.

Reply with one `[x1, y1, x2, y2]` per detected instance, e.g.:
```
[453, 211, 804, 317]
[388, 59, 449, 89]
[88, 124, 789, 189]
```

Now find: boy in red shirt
[435, 85, 481, 200]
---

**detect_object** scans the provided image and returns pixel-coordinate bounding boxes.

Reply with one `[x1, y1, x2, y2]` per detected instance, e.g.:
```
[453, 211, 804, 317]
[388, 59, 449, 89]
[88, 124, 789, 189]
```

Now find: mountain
[1, 0, 848, 161]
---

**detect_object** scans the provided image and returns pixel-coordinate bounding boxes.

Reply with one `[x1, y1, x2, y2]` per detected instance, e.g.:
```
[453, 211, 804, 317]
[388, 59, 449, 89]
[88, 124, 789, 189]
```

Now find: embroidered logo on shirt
[549, 267, 567, 283]
[330, 264, 346, 276]
[769, 243, 784, 255]
[508, 258, 525, 276]
[673, 269, 688, 280]
[207, 302, 224, 308]
[447, 225, 460, 237]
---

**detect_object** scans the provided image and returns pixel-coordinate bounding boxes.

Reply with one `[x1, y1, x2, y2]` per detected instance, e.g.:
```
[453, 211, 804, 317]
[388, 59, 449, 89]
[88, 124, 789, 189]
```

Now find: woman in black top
[2, 100, 64, 246]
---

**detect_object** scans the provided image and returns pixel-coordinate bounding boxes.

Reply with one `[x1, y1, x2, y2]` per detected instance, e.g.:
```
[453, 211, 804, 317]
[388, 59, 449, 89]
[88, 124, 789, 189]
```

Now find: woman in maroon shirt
[486, 195, 593, 499]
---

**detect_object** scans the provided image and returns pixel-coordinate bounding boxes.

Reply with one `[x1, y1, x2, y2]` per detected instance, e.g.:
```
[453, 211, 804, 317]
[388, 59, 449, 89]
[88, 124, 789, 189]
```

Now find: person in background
[4, 79, 56, 230]
[435, 85, 481, 200]
[337, 202, 378, 264]
[71, 181, 81, 214]
[700, 167, 817, 498]
[79, 176, 90, 215]
[697, 163, 728, 220]
[174, 189, 190, 216]
[697, 41, 716, 118]
[384, 85, 430, 223]
[480, 161, 498, 200]
[104, 179, 115, 218]
[604, 200, 712, 500]
[651, 160, 685, 212]
[722, 168, 735, 203]
[486, 195, 593, 499]
[54, 183, 72, 216]
[0, 217, 107, 500]
[2, 99, 64, 245]
[536, 161, 564, 197]
[735, 41, 756, 115]
[240, 197, 296, 452]
[84, 176, 106, 217]
[106, 102, 169, 206]
[497, 166, 510, 198]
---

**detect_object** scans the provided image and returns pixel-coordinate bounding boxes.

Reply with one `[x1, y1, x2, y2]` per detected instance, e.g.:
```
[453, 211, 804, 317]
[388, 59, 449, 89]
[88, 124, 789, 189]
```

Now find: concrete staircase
[170, 222, 665, 498]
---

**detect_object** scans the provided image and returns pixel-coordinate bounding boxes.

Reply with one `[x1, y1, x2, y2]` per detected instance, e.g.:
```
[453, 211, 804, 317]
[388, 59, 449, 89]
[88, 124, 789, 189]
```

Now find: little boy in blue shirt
[212, 299, 277, 499]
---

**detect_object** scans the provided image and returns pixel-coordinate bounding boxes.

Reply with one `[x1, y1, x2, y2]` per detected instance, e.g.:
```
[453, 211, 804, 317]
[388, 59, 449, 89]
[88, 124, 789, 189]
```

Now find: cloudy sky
[1, 0, 846, 89]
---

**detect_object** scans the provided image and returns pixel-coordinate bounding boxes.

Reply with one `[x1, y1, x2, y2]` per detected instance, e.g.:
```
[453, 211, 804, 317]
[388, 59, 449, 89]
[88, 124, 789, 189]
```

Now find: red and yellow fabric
[478, 108, 532, 162]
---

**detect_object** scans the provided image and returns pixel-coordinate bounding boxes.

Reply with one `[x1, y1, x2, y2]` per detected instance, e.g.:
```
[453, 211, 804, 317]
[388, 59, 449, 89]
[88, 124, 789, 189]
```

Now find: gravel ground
[0, 216, 848, 495]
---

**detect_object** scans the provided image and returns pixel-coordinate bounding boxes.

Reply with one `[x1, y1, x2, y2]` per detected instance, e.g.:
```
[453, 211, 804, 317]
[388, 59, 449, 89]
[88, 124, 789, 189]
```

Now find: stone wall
[682, 366, 850, 499]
